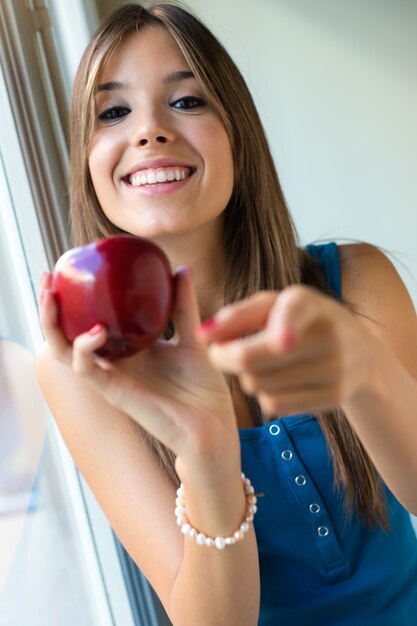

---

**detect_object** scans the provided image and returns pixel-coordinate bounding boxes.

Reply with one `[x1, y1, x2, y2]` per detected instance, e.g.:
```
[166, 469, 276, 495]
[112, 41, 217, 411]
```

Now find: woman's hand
[38, 267, 238, 471]
[195, 286, 376, 417]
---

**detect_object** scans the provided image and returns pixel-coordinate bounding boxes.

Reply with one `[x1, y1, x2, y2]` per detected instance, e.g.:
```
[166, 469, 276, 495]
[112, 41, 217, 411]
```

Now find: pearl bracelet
[175, 472, 257, 550]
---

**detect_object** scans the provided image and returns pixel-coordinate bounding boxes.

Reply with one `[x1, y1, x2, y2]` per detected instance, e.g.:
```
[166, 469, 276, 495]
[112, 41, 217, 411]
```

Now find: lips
[122, 158, 196, 188]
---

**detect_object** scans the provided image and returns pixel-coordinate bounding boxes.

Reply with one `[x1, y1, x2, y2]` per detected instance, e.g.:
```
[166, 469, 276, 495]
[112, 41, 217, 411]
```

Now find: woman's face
[88, 26, 234, 242]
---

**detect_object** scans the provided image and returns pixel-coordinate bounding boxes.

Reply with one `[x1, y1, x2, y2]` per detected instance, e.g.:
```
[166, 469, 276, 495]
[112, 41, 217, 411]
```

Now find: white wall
[48, 0, 417, 303]
[186, 0, 417, 304]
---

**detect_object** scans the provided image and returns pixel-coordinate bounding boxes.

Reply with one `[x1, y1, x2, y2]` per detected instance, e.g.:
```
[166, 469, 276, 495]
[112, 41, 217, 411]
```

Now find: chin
[104, 204, 225, 243]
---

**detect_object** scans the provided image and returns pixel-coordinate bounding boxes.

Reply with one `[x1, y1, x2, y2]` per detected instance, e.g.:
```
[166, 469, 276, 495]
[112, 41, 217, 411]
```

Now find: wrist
[176, 472, 257, 549]
[175, 462, 249, 538]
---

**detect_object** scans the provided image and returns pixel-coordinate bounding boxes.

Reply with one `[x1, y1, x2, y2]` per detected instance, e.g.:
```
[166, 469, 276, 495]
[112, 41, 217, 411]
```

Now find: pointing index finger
[194, 291, 278, 344]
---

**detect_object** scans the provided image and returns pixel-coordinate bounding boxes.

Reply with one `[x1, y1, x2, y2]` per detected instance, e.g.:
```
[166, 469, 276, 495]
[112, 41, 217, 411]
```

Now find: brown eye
[98, 106, 131, 121]
[170, 96, 205, 110]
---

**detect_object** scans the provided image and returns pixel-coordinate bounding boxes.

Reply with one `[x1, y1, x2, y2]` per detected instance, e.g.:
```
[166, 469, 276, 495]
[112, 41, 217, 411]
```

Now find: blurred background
[0, 1, 416, 624]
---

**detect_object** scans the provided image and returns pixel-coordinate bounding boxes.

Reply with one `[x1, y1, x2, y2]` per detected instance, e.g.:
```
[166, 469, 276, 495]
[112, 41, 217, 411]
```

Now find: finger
[194, 291, 277, 343]
[71, 325, 140, 409]
[266, 286, 332, 353]
[239, 352, 340, 395]
[39, 287, 72, 362]
[38, 271, 51, 303]
[207, 330, 269, 374]
[170, 266, 202, 347]
[72, 324, 109, 377]
[207, 323, 334, 375]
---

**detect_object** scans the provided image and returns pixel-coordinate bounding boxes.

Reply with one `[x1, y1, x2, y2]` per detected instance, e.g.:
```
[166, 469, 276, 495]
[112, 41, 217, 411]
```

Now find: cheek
[88, 134, 120, 188]
[88, 143, 105, 193]
[203, 124, 234, 187]
[215, 135, 234, 197]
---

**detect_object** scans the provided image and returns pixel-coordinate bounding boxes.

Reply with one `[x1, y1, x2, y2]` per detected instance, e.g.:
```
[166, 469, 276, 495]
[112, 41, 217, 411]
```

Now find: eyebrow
[165, 70, 195, 83]
[96, 80, 124, 93]
[96, 70, 195, 93]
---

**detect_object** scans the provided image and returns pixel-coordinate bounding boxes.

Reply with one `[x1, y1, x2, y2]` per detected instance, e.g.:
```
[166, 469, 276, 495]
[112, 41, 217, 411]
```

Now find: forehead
[100, 26, 189, 82]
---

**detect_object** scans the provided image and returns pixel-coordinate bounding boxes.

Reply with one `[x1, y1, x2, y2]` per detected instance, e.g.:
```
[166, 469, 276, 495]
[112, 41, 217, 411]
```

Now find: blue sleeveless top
[239, 242, 417, 625]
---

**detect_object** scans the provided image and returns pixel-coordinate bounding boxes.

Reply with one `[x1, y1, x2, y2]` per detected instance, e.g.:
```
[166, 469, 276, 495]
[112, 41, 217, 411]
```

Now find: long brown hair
[69, 2, 387, 529]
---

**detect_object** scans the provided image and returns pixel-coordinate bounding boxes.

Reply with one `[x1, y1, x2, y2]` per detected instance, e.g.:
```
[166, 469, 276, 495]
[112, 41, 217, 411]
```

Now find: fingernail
[39, 273, 49, 301]
[198, 318, 219, 332]
[88, 323, 104, 336]
[281, 327, 297, 350]
[40, 288, 49, 306]
[177, 265, 193, 279]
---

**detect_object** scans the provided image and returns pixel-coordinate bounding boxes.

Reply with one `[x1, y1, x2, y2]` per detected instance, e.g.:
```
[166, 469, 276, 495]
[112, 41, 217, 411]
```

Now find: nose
[136, 135, 168, 146]
[130, 108, 175, 148]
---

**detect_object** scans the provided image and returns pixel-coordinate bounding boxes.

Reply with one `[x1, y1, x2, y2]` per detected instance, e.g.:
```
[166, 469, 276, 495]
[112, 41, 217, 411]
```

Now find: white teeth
[129, 167, 190, 187]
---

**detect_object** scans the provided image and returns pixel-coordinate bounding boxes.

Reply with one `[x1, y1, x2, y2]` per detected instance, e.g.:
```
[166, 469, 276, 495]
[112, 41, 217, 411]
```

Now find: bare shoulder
[338, 242, 417, 378]
[338, 242, 414, 309]
[36, 343, 182, 608]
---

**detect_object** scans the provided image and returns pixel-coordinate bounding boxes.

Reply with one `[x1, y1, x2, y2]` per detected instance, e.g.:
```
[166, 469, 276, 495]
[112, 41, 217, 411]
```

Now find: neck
[154, 222, 226, 321]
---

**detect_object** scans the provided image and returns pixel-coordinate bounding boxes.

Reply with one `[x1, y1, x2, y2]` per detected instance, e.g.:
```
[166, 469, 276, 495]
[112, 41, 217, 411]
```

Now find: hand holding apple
[40, 259, 239, 464]
[51, 235, 174, 360]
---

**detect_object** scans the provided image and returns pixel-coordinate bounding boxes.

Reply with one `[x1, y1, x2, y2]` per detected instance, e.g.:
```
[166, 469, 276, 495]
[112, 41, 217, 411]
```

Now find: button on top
[295, 475, 307, 486]
[269, 424, 280, 436]
[281, 450, 293, 461]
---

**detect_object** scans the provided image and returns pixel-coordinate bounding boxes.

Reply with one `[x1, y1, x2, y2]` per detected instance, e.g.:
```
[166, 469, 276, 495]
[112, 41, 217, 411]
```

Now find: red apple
[52, 235, 174, 360]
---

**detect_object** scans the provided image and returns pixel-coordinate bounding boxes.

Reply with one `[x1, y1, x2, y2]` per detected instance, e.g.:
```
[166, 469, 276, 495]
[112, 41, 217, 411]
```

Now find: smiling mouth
[124, 166, 195, 187]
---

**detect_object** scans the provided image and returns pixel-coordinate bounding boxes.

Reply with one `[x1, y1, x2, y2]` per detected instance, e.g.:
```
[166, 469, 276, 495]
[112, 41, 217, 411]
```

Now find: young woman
[37, 3, 417, 624]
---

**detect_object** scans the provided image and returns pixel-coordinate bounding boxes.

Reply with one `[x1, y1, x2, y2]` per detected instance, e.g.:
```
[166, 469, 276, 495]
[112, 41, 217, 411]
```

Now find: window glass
[0, 266, 98, 626]
[0, 66, 113, 625]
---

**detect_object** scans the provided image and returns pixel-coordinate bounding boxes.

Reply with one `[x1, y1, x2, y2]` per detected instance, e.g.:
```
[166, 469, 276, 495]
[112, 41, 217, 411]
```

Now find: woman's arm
[199, 243, 417, 514]
[37, 268, 260, 626]
[338, 243, 417, 514]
